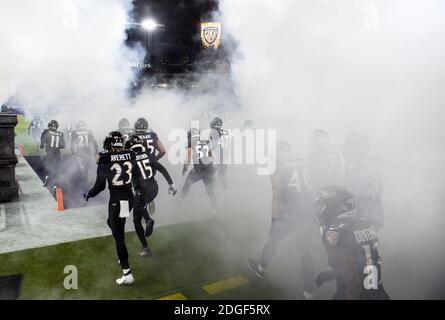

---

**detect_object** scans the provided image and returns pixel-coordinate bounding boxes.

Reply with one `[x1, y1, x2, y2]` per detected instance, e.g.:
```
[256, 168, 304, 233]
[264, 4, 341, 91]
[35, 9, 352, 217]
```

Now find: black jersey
[134, 151, 173, 186]
[276, 159, 312, 218]
[89, 150, 142, 199]
[322, 218, 388, 300]
[70, 128, 98, 154]
[132, 130, 159, 160]
[187, 129, 213, 170]
[40, 129, 65, 154]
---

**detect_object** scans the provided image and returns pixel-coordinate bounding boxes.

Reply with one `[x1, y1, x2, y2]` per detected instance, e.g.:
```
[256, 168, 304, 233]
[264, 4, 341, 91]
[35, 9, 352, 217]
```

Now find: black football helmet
[134, 117, 148, 131]
[314, 185, 357, 228]
[118, 118, 130, 130]
[48, 120, 59, 131]
[103, 131, 123, 151]
[210, 117, 223, 129]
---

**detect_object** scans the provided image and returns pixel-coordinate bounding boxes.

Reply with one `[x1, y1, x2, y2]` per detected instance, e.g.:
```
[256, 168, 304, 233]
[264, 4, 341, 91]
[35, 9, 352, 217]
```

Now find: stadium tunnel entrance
[24, 155, 108, 209]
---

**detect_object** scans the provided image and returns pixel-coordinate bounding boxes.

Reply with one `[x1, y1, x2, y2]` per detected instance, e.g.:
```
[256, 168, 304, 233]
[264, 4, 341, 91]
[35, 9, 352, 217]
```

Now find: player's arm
[85, 164, 107, 199]
[154, 137, 166, 161]
[271, 173, 281, 219]
[153, 162, 173, 185]
[40, 130, 47, 149]
[153, 162, 177, 195]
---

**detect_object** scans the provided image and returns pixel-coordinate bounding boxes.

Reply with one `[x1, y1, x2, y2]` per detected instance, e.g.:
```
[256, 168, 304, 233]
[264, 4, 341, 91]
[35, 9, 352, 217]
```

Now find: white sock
[123, 268, 131, 276]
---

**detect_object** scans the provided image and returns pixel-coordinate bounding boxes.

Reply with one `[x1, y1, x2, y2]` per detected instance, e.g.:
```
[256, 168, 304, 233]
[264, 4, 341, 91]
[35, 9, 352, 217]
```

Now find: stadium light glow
[142, 19, 157, 31]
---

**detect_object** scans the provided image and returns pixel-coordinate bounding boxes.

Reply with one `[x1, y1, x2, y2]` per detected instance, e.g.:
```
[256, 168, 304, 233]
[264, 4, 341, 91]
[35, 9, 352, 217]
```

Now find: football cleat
[247, 258, 265, 279]
[139, 247, 152, 257]
[116, 273, 134, 285]
[43, 176, 50, 187]
[145, 217, 155, 237]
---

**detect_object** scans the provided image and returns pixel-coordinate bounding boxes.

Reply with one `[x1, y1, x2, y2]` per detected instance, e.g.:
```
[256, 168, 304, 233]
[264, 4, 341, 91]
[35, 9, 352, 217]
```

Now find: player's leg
[42, 154, 54, 187]
[248, 218, 292, 278]
[51, 153, 62, 189]
[180, 168, 201, 199]
[144, 182, 159, 238]
[108, 199, 133, 285]
[218, 164, 228, 189]
[132, 191, 149, 254]
[295, 212, 317, 299]
[202, 169, 218, 210]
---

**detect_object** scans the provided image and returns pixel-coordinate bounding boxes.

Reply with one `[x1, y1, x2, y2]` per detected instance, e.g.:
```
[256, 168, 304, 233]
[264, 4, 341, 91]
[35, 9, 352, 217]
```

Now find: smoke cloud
[1, 0, 444, 299]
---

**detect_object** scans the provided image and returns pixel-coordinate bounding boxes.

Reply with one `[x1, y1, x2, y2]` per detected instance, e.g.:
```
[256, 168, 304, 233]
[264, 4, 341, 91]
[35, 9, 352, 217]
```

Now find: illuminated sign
[201, 22, 222, 49]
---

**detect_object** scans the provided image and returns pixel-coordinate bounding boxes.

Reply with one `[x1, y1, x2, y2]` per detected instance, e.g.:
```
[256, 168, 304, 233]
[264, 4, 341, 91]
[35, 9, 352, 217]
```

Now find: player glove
[83, 191, 90, 202]
[168, 184, 177, 196]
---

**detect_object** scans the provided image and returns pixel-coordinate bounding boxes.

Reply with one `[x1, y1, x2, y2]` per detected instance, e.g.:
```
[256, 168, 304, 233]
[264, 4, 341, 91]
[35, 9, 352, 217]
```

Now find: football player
[314, 185, 390, 300]
[342, 132, 384, 230]
[83, 131, 144, 285]
[28, 115, 44, 145]
[126, 135, 177, 257]
[209, 117, 230, 189]
[130, 117, 167, 216]
[180, 126, 217, 210]
[70, 120, 98, 181]
[247, 141, 316, 299]
[307, 129, 345, 192]
[118, 118, 134, 145]
[40, 120, 65, 190]
[131, 117, 166, 161]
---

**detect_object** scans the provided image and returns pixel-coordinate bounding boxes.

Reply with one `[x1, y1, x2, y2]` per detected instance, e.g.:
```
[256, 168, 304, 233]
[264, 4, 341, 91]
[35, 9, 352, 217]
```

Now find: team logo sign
[201, 22, 222, 49]
[326, 230, 339, 246]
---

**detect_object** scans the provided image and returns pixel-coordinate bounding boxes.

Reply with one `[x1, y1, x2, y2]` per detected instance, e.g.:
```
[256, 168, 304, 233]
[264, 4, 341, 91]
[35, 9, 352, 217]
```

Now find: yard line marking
[202, 275, 249, 295]
[158, 292, 188, 300]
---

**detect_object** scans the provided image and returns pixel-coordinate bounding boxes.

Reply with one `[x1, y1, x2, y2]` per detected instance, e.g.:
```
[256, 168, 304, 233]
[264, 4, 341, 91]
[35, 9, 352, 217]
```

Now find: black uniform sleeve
[88, 164, 107, 198]
[153, 162, 173, 185]
[130, 152, 145, 191]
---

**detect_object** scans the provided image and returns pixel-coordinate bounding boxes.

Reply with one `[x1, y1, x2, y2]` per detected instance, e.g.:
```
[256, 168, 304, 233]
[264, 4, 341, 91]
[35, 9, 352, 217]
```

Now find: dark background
[126, 0, 231, 76]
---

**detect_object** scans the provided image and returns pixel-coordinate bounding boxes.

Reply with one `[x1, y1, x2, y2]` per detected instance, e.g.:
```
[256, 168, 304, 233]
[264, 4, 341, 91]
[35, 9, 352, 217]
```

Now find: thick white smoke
[1, 0, 444, 299]
[220, 0, 445, 298]
[0, 0, 140, 118]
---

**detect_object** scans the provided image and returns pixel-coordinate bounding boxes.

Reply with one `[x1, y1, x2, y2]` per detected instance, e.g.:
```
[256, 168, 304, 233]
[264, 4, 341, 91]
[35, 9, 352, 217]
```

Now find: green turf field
[0, 216, 299, 300]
